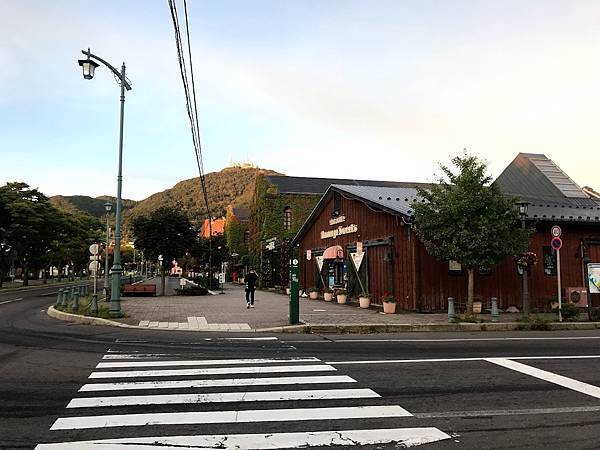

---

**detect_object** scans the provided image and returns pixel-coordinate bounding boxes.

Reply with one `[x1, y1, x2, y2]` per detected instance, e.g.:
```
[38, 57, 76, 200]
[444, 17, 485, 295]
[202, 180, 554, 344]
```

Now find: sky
[1, 0, 600, 201]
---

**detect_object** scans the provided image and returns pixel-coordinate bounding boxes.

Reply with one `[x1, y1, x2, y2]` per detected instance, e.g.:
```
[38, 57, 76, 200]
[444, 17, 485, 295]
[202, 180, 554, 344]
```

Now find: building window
[283, 207, 292, 230]
[332, 192, 341, 216]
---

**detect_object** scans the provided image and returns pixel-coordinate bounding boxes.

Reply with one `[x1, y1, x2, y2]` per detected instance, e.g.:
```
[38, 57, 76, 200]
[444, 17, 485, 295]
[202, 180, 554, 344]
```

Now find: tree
[131, 207, 197, 294]
[411, 152, 530, 312]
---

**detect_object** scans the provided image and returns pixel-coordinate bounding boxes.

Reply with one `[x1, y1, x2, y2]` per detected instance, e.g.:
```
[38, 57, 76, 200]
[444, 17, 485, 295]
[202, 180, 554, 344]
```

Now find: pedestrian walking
[245, 269, 258, 309]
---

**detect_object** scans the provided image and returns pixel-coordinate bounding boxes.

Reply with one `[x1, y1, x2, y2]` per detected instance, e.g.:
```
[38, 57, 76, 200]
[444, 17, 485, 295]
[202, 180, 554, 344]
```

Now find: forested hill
[128, 166, 281, 221]
[49, 195, 138, 217]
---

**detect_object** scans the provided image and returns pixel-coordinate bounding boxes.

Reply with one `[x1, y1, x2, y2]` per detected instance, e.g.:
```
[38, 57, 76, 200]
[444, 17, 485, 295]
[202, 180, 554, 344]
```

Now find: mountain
[127, 166, 281, 222]
[49, 195, 138, 217]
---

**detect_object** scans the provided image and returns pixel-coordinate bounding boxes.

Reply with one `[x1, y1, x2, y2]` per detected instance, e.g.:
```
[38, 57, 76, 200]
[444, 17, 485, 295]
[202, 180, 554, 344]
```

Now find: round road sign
[551, 237, 563, 250]
[551, 226, 562, 238]
[88, 261, 100, 273]
[89, 243, 99, 255]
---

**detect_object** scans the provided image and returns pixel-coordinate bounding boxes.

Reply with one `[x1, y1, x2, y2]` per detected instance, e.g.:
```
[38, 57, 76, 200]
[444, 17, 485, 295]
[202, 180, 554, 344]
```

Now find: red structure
[200, 217, 225, 239]
[294, 154, 600, 312]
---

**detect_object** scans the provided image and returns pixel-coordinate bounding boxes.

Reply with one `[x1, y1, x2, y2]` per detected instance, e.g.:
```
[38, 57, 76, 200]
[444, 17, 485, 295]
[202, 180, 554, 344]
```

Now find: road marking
[485, 358, 600, 399]
[326, 355, 600, 365]
[89, 364, 337, 378]
[67, 388, 379, 408]
[114, 340, 147, 344]
[96, 357, 319, 368]
[79, 375, 357, 392]
[224, 337, 278, 341]
[0, 297, 23, 305]
[416, 405, 600, 419]
[35, 428, 450, 449]
[287, 336, 600, 343]
[50, 405, 412, 430]
[102, 353, 175, 359]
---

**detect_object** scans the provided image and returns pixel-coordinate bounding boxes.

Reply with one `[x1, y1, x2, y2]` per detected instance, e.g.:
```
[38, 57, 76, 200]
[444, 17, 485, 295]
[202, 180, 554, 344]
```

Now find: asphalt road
[1, 285, 600, 449]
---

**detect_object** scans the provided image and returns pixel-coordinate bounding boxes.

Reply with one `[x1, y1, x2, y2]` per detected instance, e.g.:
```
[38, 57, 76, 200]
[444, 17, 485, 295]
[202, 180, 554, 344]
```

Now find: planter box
[324, 292, 333, 301]
[359, 297, 371, 308]
[309, 291, 318, 300]
[337, 294, 347, 304]
[383, 301, 397, 314]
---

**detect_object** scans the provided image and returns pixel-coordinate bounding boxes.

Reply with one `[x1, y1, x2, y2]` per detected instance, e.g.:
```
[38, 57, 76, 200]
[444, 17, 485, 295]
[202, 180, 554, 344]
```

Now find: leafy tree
[131, 207, 197, 294]
[412, 152, 530, 311]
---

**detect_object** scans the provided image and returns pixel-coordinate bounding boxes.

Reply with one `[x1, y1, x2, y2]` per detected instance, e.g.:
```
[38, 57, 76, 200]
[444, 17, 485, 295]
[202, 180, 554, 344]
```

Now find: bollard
[62, 287, 71, 308]
[491, 297, 499, 322]
[56, 288, 64, 307]
[90, 294, 98, 315]
[72, 291, 80, 313]
[448, 297, 456, 323]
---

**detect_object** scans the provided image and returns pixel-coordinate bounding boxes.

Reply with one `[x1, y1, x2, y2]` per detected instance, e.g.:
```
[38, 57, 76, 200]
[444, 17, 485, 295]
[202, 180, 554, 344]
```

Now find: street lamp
[103, 202, 112, 298]
[77, 48, 132, 317]
[516, 201, 531, 315]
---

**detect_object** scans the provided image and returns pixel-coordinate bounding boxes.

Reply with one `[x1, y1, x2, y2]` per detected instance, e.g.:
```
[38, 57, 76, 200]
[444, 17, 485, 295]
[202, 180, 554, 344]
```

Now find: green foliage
[224, 206, 248, 258]
[411, 152, 530, 307]
[560, 303, 580, 321]
[516, 315, 552, 330]
[308, 287, 319, 293]
[50, 195, 137, 218]
[131, 207, 198, 273]
[176, 285, 208, 296]
[192, 275, 220, 290]
[590, 307, 600, 322]
[457, 313, 482, 323]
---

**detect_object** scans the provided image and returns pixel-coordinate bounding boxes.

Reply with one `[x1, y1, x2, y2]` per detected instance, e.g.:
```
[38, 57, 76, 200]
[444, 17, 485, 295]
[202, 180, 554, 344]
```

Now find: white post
[557, 248, 562, 322]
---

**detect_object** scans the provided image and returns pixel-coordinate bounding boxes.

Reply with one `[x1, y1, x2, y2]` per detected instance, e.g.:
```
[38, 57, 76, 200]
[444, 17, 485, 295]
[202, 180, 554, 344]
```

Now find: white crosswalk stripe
[37, 350, 451, 449]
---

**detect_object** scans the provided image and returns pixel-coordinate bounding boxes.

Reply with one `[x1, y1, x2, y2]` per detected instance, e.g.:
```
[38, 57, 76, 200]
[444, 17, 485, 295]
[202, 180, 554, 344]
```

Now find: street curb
[47, 305, 137, 329]
[0, 280, 90, 294]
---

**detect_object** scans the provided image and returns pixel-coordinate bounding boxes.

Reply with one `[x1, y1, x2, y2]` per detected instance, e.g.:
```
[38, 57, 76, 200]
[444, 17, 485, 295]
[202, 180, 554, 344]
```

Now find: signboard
[551, 226, 562, 238]
[218, 273, 225, 284]
[350, 252, 365, 271]
[306, 250, 312, 261]
[588, 263, 600, 294]
[89, 244, 99, 255]
[329, 215, 346, 226]
[88, 261, 100, 273]
[320, 224, 358, 240]
[315, 256, 324, 272]
[551, 237, 563, 250]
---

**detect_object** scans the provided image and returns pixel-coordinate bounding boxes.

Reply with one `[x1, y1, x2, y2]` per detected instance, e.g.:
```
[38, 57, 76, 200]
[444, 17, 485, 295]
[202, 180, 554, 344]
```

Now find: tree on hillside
[131, 207, 197, 294]
[411, 152, 530, 312]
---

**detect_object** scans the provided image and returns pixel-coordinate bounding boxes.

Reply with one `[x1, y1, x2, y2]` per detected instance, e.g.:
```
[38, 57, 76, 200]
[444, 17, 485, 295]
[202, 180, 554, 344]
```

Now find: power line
[167, 0, 213, 271]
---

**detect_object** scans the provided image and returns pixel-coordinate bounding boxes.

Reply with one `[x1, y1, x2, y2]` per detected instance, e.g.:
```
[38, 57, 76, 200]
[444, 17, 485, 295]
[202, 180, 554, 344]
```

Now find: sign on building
[588, 263, 600, 294]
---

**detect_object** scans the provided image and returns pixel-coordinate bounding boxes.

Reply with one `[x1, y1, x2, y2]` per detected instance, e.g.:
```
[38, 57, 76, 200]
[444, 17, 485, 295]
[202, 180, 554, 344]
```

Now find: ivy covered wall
[249, 175, 321, 280]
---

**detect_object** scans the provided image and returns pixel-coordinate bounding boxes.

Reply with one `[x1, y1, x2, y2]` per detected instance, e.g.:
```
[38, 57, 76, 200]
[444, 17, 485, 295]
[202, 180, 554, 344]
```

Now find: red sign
[551, 226, 562, 238]
[551, 237, 563, 250]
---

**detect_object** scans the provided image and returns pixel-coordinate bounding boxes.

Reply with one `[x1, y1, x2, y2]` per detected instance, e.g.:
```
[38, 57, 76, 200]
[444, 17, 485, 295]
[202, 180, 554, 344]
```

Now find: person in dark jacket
[245, 269, 259, 309]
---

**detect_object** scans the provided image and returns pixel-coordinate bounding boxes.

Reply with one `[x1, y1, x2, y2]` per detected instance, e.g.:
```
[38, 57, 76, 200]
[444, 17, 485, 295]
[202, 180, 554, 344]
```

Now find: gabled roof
[293, 184, 423, 244]
[232, 207, 251, 223]
[264, 175, 432, 195]
[496, 153, 590, 201]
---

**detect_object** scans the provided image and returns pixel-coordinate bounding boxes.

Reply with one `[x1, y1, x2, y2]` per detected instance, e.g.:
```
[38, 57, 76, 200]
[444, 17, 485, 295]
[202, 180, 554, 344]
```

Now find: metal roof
[264, 175, 432, 195]
[332, 184, 422, 217]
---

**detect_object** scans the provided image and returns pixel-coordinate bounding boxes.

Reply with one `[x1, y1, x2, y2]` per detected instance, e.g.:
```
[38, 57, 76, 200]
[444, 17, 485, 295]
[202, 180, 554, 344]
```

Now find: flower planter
[309, 291, 318, 300]
[359, 296, 371, 308]
[336, 294, 347, 304]
[324, 292, 333, 301]
[472, 301, 482, 314]
[383, 301, 397, 314]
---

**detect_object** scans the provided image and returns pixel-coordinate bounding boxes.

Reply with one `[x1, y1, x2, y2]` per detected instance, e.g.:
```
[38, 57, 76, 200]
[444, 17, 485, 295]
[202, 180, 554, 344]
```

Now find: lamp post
[517, 201, 530, 315]
[103, 202, 112, 298]
[78, 48, 132, 317]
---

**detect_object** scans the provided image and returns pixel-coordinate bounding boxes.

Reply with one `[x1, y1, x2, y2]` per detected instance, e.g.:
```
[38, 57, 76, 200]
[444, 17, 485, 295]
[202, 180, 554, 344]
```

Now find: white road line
[327, 355, 600, 365]
[96, 357, 319, 368]
[89, 364, 336, 379]
[50, 405, 412, 430]
[102, 353, 174, 359]
[329, 337, 600, 343]
[67, 388, 379, 408]
[225, 337, 279, 341]
[416, 405, 600, 418]
[485, 358, 600, 399]
[79, 375, 357, 392]
[0, 297, 23, 305]
[35, 428, 451, 449]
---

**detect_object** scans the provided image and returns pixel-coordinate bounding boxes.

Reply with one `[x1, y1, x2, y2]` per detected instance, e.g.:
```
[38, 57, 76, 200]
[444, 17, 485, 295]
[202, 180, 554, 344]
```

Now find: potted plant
[382, 293, 397, 314]
[336, 289, 348, 304]
[308, 287, 319, 300]
[359, 292, 371, 308]
[323, 287, 334, 301]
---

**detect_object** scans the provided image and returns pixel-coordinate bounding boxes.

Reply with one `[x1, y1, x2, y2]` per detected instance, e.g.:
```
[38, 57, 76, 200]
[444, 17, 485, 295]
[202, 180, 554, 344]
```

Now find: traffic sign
[551, 237, 563, 250]
[89, 243, 99, 255]
[88, 261, 100, 272]
[551, 226, 562, 238]
[89, 255, 101, 261]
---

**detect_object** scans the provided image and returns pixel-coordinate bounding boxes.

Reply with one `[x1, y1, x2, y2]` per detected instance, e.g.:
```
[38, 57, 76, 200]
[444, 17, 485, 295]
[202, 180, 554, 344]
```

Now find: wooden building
[293, 154, 600, 311]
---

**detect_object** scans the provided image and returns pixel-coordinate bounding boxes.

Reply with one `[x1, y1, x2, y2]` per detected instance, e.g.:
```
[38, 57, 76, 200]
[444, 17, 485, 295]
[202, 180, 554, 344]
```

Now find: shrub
[590, 307, 600, 322]
[560, 303, 580, 321]
[457, 313, 482, 323]
[308, 287, 319, 293]
[335, 289, 347, 296]
[176, 285, 209, 296]
[323, 287, 333, 294]
[193, 275, 220, 290]
[381, 295, 396, 303]
[360, 292, 372, 299]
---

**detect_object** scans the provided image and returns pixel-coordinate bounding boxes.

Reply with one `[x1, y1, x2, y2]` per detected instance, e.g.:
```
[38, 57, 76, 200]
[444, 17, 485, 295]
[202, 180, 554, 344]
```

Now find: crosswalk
[36, 349, 451, 449]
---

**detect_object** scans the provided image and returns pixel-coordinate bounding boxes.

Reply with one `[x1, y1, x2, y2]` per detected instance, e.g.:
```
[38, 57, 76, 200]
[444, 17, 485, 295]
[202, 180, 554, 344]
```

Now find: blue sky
[1, 0, 599, 200]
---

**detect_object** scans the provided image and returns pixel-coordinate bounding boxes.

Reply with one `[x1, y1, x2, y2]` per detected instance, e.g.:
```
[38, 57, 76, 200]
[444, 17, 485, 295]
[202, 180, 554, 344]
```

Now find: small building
[200, 217, 225, 239]
[249, 174, 430, 289]
[293, 153, 600, 311]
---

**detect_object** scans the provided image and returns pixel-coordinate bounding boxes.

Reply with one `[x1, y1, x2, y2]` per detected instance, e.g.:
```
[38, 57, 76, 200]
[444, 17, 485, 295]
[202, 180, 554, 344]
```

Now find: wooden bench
[122, 284, 156, 297]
